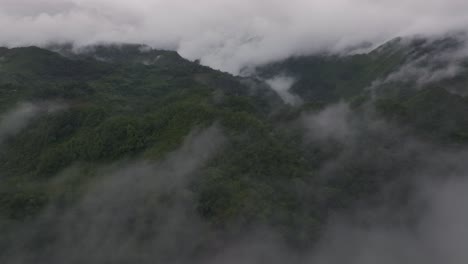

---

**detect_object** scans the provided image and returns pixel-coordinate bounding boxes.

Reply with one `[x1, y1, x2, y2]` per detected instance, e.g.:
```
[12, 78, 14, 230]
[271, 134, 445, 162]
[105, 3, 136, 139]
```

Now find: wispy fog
[266, 76, 302, 106]
[1, 126, 226, 263]
[0, 103, 40, 143]
[3, 102, 468, 263]
[0, 102, 63, 144]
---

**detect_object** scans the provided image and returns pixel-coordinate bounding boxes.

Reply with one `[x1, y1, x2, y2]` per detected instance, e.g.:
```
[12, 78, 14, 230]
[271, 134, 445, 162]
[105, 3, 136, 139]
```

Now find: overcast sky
[1, 0, 468, 73]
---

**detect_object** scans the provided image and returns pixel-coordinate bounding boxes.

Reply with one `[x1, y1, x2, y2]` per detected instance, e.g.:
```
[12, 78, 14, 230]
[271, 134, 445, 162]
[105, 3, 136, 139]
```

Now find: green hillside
[1, 38, 468, 262]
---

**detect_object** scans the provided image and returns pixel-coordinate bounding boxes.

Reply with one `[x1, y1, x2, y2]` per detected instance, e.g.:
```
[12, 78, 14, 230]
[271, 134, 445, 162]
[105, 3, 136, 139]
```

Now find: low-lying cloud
[0, 103, 40, 142]
[2, 101, 468, 264]
[1, 126, 226, 263]
[266, 76, 302, 106]
[0, 102, 64, 144]
[309, 176, 468, 264]
[297, 101, 468, 264]
[2, 0, 468, 73]
[367, 37, 468, 93]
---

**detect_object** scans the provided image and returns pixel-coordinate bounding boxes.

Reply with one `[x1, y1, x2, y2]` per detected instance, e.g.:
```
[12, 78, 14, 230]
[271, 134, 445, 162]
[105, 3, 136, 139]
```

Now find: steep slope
[2, 38, 468, 263]
[256, 36, 468, 103]
[0, 46, 321, 251]
[256, 35, 468, 141]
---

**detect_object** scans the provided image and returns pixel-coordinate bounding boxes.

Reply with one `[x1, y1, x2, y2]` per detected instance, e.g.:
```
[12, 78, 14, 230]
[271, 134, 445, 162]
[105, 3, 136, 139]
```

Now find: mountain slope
[2, 38, 468, 263]
[255, 36, 468, 102]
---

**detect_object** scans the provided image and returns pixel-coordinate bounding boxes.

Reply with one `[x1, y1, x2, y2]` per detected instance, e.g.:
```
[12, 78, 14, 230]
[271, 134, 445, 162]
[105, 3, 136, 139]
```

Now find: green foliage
[31, 82, 95, 100]
[0, 187, 49, 220]
[3, 41, 468, 252]
[0, 46, 281, 218]
[375, 87, 468, 141]
[256, 46, 407, 104]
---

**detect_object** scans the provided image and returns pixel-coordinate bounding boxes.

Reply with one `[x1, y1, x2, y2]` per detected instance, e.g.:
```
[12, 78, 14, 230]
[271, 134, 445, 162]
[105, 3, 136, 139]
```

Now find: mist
[296, 100, 468, 264]
[0, 103, 39, 143]
[367, 36, 468, 94]
[3, 101, 468, 263]
[1, 126, 226, 263]
[309, 174, 468, 264]
[2, 1, 468, 263]
[0, 102, 64, 145]
[265, 76, 302, 106]
[2, 0, 468, 73]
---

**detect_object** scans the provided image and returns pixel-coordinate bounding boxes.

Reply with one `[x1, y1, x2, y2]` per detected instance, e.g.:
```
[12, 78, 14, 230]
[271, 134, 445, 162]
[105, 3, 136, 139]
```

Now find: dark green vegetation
[1, 37, 468, 262]
[257, 37, 468, 103]
[257, 36, 468, 141]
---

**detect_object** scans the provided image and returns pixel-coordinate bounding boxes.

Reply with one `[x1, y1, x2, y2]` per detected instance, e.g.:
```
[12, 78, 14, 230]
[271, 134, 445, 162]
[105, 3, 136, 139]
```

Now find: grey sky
[1, 0, 468, 73]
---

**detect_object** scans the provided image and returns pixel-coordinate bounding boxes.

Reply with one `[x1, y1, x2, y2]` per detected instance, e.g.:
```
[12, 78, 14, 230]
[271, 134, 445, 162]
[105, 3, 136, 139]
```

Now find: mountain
[256, 36, 466, 99]
[1, 37, 468, 263]
[255, 35, 468, 140]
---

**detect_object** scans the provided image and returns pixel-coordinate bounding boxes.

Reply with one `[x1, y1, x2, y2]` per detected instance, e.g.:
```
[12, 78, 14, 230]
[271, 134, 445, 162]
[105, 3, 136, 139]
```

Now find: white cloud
[265, 75, 302, 105]
[1, 0, 468, 73]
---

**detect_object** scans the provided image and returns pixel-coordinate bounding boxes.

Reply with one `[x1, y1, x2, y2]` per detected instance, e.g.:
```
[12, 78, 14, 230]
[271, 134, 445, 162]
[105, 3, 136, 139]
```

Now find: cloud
[308, 176, 468, 264]
[1, 0, 468, 73]
[2, 102, 468, 264]
[0, 103, 40, 143]
[0, 102, 65, 145]
[0, 125, 226, 263]
[367, 36, 468, 94]
[302, 102, 357, 144]
[265, 75, 302, 106]
[298, 101, 468, 264]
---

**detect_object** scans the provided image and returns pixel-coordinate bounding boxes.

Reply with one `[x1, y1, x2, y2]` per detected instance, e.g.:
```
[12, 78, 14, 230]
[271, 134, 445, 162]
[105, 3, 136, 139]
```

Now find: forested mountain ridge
[1, 37, 468, 263]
